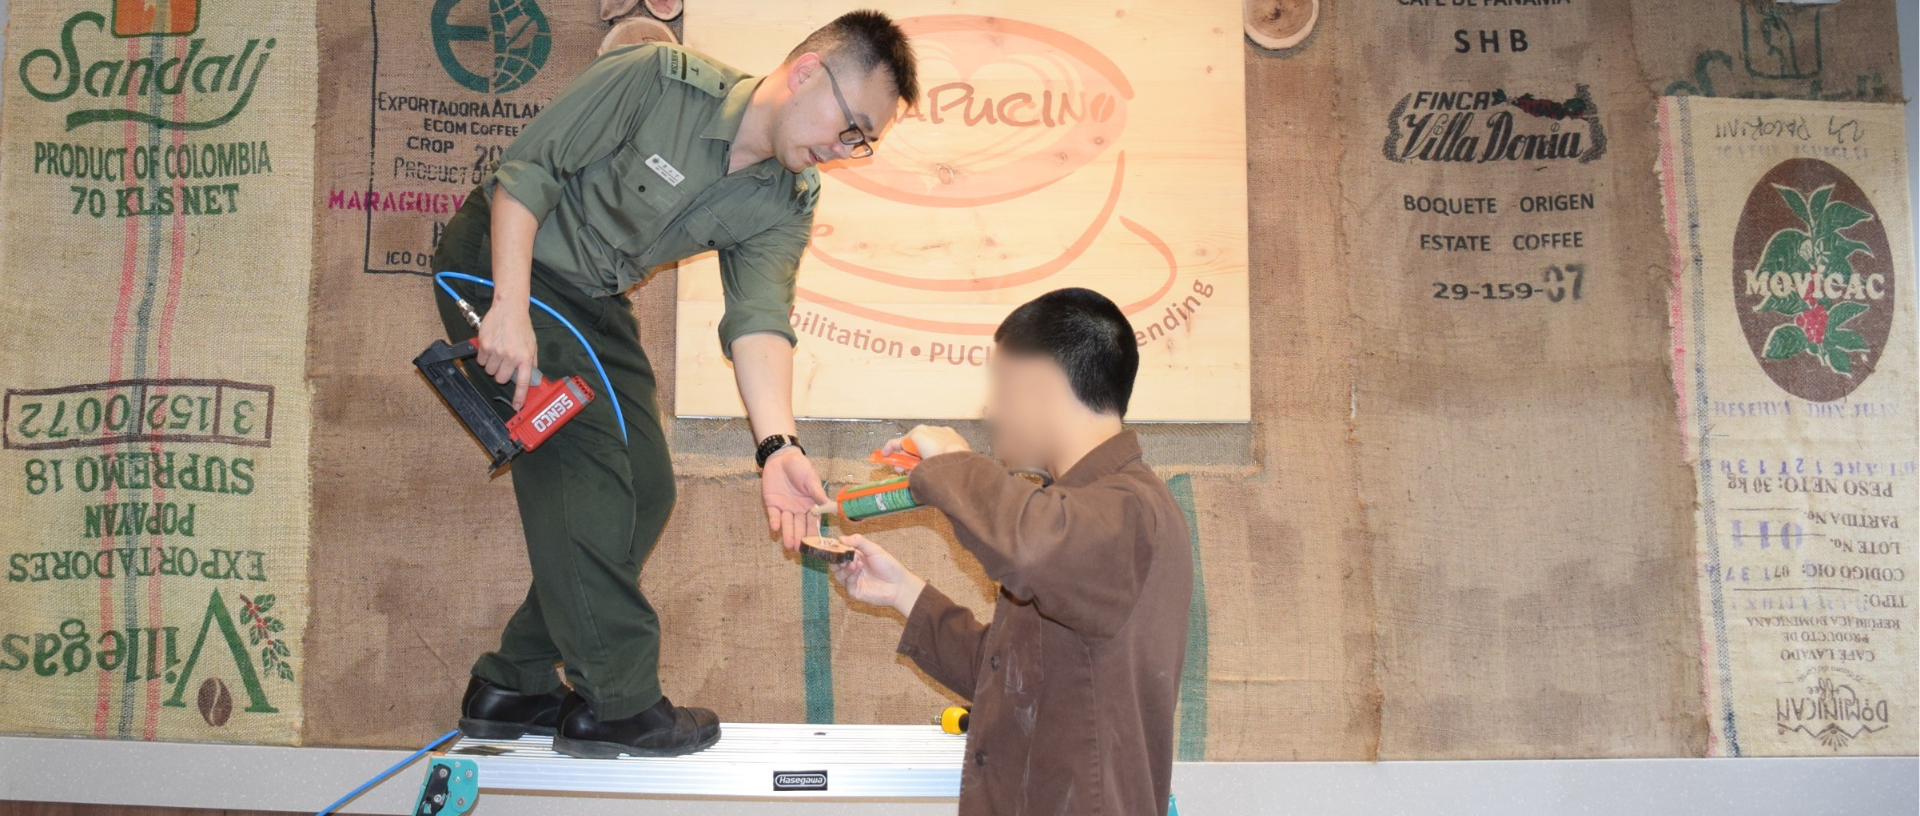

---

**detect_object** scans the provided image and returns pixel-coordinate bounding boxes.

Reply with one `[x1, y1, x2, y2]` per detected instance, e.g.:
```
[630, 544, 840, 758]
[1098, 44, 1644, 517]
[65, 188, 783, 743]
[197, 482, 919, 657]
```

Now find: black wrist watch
[755, 434, 804, 469]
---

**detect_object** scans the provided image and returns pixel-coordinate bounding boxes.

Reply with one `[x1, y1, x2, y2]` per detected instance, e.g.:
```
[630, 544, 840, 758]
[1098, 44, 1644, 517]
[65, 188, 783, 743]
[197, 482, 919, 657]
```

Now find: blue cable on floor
[433, 271, 625, 443]
[314, 727, 460, 816]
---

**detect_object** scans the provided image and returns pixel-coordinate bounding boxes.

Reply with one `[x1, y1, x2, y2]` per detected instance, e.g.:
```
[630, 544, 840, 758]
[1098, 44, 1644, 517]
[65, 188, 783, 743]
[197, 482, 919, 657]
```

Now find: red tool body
[416, 292, 602, 469]
[505, 375, 594, 454]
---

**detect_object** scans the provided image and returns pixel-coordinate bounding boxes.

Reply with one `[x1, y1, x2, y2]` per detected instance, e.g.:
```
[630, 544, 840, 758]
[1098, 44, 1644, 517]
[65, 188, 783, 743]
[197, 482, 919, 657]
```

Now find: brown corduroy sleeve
[908, 452, 1151, 639]
[895, 583, 989, 701]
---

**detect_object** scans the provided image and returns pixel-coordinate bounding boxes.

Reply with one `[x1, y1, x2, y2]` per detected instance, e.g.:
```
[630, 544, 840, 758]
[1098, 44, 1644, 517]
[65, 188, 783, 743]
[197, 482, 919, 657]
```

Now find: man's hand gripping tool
[414, 297, 594, 470]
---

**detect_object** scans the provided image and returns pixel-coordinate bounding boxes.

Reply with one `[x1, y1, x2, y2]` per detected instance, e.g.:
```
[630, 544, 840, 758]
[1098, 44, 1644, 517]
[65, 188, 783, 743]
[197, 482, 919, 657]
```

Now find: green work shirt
[484, 43, 819, 353]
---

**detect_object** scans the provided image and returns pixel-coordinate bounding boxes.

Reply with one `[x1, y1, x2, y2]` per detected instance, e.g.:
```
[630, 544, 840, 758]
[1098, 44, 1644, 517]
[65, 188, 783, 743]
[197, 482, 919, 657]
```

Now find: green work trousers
[431, 193, 675, 721]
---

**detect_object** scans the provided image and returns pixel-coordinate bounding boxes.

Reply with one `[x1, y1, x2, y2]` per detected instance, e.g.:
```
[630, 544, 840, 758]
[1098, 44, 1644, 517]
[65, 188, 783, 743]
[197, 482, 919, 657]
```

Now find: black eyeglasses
[818, 62, 874, 159]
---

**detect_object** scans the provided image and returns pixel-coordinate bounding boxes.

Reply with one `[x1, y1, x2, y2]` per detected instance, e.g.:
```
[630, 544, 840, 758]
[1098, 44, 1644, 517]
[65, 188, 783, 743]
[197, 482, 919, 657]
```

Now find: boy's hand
[884, 425, 970, 469]
[473, 303, 538, 410]
[829, 534, 926, 616]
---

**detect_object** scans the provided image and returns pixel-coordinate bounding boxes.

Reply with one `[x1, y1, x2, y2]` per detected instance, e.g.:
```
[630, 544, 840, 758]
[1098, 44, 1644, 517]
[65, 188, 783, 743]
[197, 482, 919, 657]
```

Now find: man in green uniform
[431, 11, 917, 758]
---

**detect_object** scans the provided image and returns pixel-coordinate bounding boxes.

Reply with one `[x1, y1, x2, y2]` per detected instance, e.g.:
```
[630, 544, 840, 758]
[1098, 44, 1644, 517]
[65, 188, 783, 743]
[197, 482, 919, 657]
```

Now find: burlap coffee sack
[1338, 0, 1707, 758]
[0, 0, 318, 743]
[1217, 16, 1381, 760]
[1659, 95, 1915, 756]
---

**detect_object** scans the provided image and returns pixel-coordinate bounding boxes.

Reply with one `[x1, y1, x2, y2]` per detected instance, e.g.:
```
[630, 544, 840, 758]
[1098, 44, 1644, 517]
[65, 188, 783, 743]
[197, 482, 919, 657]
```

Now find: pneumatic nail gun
[414, 297, 593, 471]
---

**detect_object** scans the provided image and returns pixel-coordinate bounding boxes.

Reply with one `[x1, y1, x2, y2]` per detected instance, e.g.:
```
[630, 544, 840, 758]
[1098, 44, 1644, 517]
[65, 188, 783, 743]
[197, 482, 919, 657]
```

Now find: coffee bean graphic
[197, 678, 233, 727]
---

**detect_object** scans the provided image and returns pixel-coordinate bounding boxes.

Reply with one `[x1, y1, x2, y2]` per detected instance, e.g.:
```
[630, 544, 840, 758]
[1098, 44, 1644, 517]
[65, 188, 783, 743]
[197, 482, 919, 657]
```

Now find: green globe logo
[431, 0, 552, 94]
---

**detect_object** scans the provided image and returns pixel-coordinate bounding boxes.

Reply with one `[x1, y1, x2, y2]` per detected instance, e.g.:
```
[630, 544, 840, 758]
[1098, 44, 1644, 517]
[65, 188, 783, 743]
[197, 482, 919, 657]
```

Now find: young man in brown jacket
[827, 288, 1193, 816]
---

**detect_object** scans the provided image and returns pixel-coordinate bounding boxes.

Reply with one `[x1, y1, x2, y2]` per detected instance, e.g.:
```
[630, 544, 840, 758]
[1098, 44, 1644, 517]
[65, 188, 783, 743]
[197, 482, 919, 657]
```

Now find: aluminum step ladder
[410, 723, 965, 814]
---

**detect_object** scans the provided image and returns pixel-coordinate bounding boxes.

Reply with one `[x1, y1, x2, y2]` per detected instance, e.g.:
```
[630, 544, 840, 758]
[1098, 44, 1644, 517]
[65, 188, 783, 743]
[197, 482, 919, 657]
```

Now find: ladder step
[446, 723, 966, 798]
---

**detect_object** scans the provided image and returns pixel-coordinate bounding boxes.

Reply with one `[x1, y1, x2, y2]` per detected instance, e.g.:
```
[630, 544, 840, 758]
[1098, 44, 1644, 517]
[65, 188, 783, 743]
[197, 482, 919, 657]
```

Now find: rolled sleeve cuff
[717, 306, 798, 359]
[487, 160, 562, 220]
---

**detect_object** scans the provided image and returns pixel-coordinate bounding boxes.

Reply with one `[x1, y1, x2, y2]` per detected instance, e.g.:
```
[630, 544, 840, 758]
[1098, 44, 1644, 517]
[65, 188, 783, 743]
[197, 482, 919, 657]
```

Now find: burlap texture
[0, 0, 317, 743]
[1210, 18, 1380, 759]
[1660, 96, 1916, 756]
[1637, 0, 1903, 102]
[1338, 0, 1709, 757]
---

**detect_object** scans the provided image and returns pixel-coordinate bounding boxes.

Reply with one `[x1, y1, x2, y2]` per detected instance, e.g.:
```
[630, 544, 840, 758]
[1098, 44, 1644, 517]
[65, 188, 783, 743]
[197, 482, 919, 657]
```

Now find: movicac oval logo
[826, 15, 1133, 208]
[1732, 158, 1894, 402]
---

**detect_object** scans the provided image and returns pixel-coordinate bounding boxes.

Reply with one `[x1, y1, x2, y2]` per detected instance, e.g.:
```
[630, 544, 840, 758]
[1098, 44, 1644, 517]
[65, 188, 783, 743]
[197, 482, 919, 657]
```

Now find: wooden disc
[801, 536, 857, 565]
[1245, 0, 1318, 51]
[644, 0, 684, 22]
[599, 16, 678, 55]
[598, 0, 639, 22]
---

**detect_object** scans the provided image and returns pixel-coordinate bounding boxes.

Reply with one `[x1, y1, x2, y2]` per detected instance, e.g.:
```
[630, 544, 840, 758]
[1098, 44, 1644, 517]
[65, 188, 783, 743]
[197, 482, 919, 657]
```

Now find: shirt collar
[1055, 429, 1143, 488]
[703, 77, 782, 179]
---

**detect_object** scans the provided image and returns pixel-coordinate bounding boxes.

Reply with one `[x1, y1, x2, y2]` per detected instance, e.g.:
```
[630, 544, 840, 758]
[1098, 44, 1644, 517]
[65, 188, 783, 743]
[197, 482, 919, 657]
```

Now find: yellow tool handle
[940, 706, 970, 735]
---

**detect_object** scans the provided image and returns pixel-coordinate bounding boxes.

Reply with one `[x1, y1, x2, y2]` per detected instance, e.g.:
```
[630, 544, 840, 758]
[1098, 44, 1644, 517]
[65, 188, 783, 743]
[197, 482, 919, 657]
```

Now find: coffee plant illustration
[1753, 183, 1876, 375]
[239, 593, 294, 682]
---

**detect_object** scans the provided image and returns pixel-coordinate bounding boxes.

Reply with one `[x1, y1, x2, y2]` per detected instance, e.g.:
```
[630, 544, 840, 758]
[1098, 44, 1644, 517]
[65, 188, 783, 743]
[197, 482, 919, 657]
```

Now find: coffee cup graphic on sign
[803, 16, 1154, 338]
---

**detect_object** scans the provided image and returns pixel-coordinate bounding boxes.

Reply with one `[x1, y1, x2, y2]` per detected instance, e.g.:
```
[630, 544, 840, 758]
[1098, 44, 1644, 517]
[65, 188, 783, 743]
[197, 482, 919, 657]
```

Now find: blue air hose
[433, 271, 626, 443]
[313, 727, 459, 816]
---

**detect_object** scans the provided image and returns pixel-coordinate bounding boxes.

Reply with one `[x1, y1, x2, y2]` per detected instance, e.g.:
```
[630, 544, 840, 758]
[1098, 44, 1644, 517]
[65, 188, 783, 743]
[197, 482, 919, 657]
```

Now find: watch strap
[755, 434, 803, 468]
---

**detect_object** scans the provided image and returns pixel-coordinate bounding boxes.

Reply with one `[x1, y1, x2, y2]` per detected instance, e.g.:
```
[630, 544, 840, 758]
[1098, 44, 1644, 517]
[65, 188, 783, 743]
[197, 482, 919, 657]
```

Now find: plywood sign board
[1660, 96, 1916, 756]
[674, 1, 1250, 420]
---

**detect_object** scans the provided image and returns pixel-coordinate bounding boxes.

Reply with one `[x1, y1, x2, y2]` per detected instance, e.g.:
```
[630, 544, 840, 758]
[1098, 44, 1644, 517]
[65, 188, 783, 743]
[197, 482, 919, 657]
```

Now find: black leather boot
[552, 691, 722, 758]
[458, 676, 567, 740]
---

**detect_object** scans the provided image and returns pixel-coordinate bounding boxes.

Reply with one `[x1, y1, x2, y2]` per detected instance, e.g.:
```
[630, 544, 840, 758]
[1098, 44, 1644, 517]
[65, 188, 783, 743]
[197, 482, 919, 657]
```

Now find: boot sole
[459, 717, 557, 741]
[552, 727, 723, 759]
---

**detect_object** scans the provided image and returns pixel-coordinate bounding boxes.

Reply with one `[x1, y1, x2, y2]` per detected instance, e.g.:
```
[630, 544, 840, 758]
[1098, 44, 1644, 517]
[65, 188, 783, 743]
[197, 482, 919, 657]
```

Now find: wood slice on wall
[601, 15, 679, 54]
[603, 0, 683, 23]
[600, 0, 640, 22]
[646, 0, 684, 23]
[1245, 0, 1317, 51]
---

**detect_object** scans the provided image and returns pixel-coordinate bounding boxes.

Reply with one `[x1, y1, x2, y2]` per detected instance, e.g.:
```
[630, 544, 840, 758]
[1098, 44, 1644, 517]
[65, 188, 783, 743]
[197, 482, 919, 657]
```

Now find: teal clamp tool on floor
[313, 728, 460, 816]
[412, 758, 479, 816]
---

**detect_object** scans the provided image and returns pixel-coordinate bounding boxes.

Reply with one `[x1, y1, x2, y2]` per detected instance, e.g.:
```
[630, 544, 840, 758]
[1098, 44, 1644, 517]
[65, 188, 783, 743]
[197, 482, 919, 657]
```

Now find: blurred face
[985, 349, 1073, 471]
[771, 53, 900, 172]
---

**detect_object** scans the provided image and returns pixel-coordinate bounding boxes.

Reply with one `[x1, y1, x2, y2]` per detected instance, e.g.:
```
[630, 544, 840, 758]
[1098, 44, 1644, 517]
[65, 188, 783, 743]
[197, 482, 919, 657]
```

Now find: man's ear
[785, 52, 820, 93]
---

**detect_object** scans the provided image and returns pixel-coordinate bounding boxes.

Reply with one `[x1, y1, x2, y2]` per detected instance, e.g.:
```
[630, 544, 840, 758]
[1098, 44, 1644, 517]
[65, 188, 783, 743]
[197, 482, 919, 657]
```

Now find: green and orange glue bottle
[819, 439, 925, 521]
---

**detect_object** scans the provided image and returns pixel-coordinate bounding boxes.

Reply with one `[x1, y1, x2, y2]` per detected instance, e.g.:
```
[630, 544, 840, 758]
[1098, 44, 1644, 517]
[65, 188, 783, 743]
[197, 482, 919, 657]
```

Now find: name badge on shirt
[645, 154, 685, 187]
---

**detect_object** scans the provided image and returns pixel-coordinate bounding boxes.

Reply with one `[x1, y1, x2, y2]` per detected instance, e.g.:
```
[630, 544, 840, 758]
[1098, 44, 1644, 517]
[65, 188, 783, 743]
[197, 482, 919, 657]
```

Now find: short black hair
[788, 10, 918, 105]
[994, 288, 1139, 417]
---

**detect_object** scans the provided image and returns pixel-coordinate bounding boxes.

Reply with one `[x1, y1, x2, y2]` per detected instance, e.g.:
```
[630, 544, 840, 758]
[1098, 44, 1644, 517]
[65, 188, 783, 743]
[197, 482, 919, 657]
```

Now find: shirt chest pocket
[589, 146, 686, 257]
